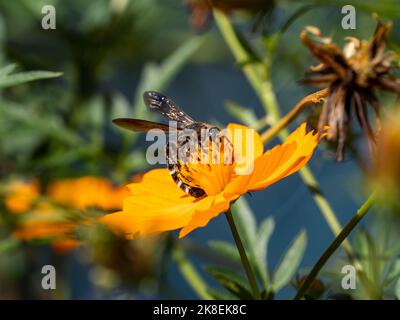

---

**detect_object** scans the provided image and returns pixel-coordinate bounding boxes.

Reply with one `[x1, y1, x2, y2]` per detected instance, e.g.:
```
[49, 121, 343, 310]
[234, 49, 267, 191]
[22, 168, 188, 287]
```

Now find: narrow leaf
[231, 197, 257, 248]
[0, 71, 62, 88]
[0, 63, 17, 77]
[254, 217, 275, 289]
[207, 287, 237, 300]
[205, 266, 253, 300]
[208, 240, 241, 263]
[272, 230, 307, 292]
[225, 100, 258, 126]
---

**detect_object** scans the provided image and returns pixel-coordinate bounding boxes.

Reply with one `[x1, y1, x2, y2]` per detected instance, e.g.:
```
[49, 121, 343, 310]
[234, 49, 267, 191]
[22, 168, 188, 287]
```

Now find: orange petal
[178, 193, 233, 238]
[224, 123, 319, 196]
[248, 123, 319, 191]
[100, 169, 219, 238]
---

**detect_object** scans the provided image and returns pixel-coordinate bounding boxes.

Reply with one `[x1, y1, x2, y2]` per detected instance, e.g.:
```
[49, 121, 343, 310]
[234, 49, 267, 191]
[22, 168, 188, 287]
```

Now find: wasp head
[143, 91, 167, 109]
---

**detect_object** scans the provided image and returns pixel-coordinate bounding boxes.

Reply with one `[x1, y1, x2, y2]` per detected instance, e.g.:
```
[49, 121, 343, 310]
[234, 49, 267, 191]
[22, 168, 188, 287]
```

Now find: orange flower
[47, 176, 129, 210]
[101, 123, 321, 238]
[12, 201, 74, 238]
[4, 180, 40, 214]
[13, 220, 75, 240]
[6, 176, 129, 254]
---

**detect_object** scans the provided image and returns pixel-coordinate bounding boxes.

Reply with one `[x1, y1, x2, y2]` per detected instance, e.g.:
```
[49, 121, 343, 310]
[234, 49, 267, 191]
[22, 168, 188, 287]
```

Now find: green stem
[173, 244, 212, 300]
[294, 193, 375, 300]
[225, 209, 261, 300]
[213, 9, 352, 257]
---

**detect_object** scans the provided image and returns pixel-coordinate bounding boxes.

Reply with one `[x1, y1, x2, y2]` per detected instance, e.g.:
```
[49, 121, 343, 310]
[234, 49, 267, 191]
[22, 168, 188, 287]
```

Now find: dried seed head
[301, 20, 400, 161]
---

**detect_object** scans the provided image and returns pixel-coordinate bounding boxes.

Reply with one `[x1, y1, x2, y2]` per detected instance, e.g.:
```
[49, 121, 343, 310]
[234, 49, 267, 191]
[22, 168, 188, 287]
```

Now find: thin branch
[260, 88, 328, 143]
[294, 193, 375, 300]
[225, 209, 262, 300]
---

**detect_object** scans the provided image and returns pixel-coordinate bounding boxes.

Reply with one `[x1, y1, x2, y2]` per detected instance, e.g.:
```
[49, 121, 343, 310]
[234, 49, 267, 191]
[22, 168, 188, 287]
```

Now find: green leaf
[205, 266, 253, 299]
[225, 100, 258, 126]
[0, 101, 82, 146]
[254, 217, 275, 289]
[111, 93, 131, 120]
[87, 96, 105, 129]
[207, 287, 237, 300]
[0, 127, 43, 157]
[272, 230, 307, 292]
[383, 258, 400, 287]
[208, 240, 241, 263]
[231, 198, 257, 248]
[0, 63, 17, 77]
[0, 70, 62, 88]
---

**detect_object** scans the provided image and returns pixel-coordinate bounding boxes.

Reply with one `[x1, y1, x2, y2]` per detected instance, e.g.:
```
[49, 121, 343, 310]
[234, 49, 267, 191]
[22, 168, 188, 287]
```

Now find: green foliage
[225, 101, 258, 127]
[254, 217, 275, 288]
[0, 67, 62, 88]
[326, 217, 400, 299]
[208, 240, 241, 263]
[205, 266, 253, 300]
[208, 198, 307, 298]
[271, 230, 307, 292]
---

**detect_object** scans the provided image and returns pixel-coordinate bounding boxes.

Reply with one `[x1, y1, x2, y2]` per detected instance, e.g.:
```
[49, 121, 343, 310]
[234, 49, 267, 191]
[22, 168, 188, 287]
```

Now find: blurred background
[0, 0, 399, 299]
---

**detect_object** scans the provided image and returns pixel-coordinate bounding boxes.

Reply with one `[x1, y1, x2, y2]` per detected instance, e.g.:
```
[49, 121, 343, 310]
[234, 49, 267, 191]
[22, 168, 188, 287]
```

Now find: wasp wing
[112, 118, 171, 132]
[143, 91, 195, 126]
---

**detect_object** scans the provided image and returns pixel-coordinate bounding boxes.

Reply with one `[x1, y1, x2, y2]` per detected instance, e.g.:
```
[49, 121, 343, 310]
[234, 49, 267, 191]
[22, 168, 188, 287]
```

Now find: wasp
[113, 91, 232, 198]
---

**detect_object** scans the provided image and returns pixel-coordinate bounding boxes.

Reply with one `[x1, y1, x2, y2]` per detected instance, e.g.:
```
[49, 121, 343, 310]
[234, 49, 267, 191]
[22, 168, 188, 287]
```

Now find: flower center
[175, 138, 235, 197]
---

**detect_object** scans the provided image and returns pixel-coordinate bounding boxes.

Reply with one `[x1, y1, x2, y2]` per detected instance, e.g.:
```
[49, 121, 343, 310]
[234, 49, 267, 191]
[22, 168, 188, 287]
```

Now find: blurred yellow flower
[47, 176, 129, 210]
[12, 200, 80, 253]
[5, 176, 129, 254]
[101, 123, 322, 238]
[4, 180, 40, 214]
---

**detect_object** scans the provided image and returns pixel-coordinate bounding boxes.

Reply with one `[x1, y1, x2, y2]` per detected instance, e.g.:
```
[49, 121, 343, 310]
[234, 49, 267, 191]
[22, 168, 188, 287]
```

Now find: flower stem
[294, 193, 375, 300]
[225, 209, 261, 300]
[214, 8, 352, 257]
[173, 243, 212, 300]
[260, 88, 328, 144]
